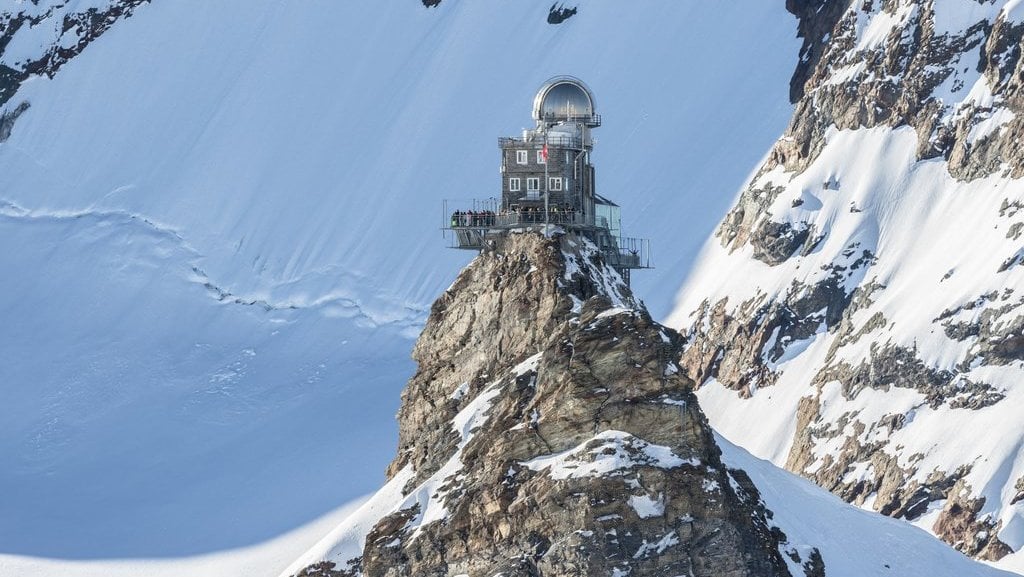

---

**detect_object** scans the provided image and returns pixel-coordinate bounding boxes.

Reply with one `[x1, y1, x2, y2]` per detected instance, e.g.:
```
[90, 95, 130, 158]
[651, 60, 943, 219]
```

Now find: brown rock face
[295, 232, 798, 577]
[775, 1, 1024, 180]
[720, 1, 1024, 265]
[677, 1, 1023, 560]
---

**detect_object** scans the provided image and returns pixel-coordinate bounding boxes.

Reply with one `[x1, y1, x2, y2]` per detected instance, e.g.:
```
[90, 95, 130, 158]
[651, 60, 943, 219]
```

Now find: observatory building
[444, 76, 650, 284]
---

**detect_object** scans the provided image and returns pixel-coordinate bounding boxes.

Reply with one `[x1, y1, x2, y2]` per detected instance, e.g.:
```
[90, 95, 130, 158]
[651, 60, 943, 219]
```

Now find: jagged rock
[294, 561, 354, 577]
[782, 350, 1011, 559]
[717, 184, 785, 254]
[815, 342, 1004, 409]
[1, 1, 151, 108]
[788, 396, 960, 518]
[0, 101, 28, 142]
[934, 481, 1014, 561]
[802, 548, 826, 577]
[678, 1, 1024, 559]
[775, 1, 1024, 178]
[680, 245, 875, 395]
[547, 3, 578, 25]
[786, 0, 851, 103]
[937, 291, 1024, 367]
[1013, 476, 1024, 505]
[1002, 199, 1024, 219]
[751, 221, 812, 266]
[1007, 222, 1023, 240]
[786, 388, 1015, 559]
[299, 232, 797, 577]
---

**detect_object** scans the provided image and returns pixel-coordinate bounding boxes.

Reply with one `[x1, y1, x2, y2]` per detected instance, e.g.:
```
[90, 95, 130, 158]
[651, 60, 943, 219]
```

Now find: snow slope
[668, 0, 1024, 568]
[0, 202, 412, 559]
[0, 1, 798, 575]
[0, 497, 363, 577]
[0, 0, 797, 319]
[717, 434, 1017, 577]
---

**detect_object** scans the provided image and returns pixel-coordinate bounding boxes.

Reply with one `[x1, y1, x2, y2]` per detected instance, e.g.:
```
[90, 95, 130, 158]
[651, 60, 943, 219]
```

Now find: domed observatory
[444, 76, 650, 284]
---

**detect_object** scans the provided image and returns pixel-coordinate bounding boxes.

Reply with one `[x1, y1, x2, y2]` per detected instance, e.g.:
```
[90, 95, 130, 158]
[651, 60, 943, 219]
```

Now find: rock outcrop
[0, 0, 151, 112]
[673, 0, 1024, 561]
[292, 232, 803, 577]
[775, 0, 1024, 179]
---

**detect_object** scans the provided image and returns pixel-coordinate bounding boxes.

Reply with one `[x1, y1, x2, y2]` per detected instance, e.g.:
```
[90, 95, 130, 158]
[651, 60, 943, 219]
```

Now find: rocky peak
[674, 0, 1024, 563]
[292, 231, 802, 577]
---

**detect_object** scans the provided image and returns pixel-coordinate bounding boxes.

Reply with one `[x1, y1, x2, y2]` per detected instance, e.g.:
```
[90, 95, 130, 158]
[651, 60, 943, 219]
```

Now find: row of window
[509, 177, 563, 192]
[515, 149, 547, 165]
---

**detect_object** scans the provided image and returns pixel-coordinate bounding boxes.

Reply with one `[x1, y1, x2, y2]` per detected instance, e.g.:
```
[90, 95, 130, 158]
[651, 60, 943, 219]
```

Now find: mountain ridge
[670, 0, 1024, 564]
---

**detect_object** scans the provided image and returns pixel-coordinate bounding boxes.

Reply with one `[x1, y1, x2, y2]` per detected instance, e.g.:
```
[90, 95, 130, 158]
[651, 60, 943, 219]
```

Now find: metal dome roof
[532, 76, 598, 125]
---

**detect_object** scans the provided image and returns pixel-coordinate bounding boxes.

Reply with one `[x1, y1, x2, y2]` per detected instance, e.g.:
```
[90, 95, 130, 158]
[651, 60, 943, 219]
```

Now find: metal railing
[539, 112, 601, 126]
[600, 236, 652, 269]
[448, 210, 587, 228]
[443, 199, 590, 229]
[441, 199, 651, 270]
[499, 135, 585, 150]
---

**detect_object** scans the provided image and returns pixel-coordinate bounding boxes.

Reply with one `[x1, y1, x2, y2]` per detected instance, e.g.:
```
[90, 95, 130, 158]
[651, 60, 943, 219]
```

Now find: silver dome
[532, 76, 598, 125]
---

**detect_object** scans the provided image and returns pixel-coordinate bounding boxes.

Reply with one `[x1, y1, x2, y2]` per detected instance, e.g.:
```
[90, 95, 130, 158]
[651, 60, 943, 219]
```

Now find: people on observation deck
[451, 205, 586, 227]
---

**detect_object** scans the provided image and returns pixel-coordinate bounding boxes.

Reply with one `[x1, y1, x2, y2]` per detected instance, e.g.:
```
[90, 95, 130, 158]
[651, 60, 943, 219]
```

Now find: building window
[527, 177, 540, 191]
[536, 149, 546, 164]
[509, 177, 521, 192]
[516, 150, 528, 165]
[549, 177, 562, 191]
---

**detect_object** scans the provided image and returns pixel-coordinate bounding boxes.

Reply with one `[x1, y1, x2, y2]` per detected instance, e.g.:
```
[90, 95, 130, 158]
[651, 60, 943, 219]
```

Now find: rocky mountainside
[670, 0, 1024, 565]
[287, 230, 1016, 577]
[1, 0, 149, 131]
[287, 232, 799, 577]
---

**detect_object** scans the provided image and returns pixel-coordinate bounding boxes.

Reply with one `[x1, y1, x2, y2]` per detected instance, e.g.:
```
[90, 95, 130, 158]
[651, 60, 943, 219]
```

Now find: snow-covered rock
[669, 0, 1024, 564]
[286, 232, 795, 577]
[290, 230, 1013, 577]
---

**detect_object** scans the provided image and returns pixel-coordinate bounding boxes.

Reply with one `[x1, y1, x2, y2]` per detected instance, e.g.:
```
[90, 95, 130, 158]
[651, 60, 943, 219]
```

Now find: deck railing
[499, 134, 585, 150]
[443, 198, 590, 228]
[600, 237, 652, 269]
[442, 200, 651, 269]
[447, 209, 587, 228]
[539, 112, 601, 126]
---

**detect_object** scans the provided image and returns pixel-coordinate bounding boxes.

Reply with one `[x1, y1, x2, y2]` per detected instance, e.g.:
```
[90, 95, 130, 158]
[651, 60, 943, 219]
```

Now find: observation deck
[442, 198, 652, 276]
